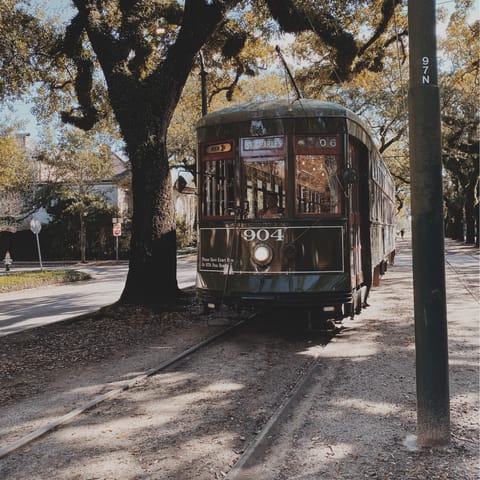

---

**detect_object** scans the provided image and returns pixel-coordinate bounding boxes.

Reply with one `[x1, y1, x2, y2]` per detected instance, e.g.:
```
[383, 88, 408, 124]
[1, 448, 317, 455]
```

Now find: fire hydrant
[3, 251, 12, 273]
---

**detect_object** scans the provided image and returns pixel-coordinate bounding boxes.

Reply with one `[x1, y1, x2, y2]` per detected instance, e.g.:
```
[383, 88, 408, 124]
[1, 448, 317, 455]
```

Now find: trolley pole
[199, 49, 208, 117]
[408, 0, 450, 446]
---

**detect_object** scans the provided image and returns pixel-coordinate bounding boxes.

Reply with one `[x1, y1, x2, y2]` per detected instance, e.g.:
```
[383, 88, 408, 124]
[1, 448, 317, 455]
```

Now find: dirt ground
[0, 237, 478, 479]
[0, 302, 336, 479]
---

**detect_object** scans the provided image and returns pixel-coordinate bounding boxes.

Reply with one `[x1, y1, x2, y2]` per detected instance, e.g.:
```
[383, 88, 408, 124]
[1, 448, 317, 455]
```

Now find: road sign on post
[30, 219, 43, 271]
[112, 221, 122, 261]
[30, 219, 41, 235]
[112, 223, 122, 237]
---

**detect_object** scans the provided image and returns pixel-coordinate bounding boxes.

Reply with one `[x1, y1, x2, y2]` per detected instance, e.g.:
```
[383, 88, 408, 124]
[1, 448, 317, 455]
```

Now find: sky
[2, 0, 478, 145]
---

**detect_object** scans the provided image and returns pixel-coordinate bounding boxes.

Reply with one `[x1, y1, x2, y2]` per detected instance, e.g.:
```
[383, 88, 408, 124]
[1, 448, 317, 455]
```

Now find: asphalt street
[0, 256, 197, 337]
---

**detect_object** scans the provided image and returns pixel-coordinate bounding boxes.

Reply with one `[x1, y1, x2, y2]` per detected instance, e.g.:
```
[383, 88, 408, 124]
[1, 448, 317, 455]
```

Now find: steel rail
[445, 255, 479, 304]
[224, 350, 321, 480]
[0, 319, 244, 459]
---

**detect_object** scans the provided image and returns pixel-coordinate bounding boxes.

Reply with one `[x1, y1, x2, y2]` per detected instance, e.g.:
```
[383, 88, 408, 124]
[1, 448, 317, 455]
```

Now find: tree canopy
[439, 7, 479, 244]
[0, 1, 53, 101]
[0, 126, 36, 231]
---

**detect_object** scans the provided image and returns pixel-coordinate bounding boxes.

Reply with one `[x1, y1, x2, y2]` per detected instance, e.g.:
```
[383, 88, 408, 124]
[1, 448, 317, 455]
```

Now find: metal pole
[275, 45, 303, 100]
[35, 233, 43, 272]
[115, 236, 119, 261]
[408, 0, 450, 446]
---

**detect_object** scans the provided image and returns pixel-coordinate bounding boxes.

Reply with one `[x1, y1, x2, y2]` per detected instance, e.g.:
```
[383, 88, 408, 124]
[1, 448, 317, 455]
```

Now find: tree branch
[264, 0, 357, 81]
[51, 11, 99, 130]
[209, 58, 245, 103]
[358, 0, 402, 56]
[72, 0, 128, 73]
[379, 128, 405, 153]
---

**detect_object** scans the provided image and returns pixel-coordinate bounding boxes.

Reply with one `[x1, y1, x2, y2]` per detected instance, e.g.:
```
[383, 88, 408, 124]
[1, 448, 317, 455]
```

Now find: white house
[31, 146, 132, 226]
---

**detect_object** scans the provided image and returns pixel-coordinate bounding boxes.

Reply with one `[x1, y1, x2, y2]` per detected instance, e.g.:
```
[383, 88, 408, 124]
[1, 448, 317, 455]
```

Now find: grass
[0, 270, 91, 293]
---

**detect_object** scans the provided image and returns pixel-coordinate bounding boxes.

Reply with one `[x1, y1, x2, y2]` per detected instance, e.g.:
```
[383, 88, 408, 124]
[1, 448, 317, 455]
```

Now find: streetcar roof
[197, 98, 366, 129]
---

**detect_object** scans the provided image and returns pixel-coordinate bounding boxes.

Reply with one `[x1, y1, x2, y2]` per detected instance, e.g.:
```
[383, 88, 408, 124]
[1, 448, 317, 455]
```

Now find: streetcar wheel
[373, 266, 381, 286]
[344, 302, 354, 318]
[354, 289, 363, 315]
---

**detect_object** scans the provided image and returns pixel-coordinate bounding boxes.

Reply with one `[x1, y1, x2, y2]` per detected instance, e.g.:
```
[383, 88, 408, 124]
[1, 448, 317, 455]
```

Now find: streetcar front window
[243, 159, 285, 219]
[295, 154, 340, 215]
[202, 159, 235, 217]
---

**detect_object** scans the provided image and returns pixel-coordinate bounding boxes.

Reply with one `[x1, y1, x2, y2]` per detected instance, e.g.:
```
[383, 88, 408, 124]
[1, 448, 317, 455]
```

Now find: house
[0, 133, 132, 260]
[1, 131, 196, 260]
[34, 147, 132, 221]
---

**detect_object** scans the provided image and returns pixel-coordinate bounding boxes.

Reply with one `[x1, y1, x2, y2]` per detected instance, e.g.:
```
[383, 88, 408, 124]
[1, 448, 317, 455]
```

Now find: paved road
[0, 256, 197, 337]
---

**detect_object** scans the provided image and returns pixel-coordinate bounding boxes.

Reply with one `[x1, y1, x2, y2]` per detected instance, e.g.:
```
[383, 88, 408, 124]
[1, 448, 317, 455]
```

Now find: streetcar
[195, 99, 395, 319]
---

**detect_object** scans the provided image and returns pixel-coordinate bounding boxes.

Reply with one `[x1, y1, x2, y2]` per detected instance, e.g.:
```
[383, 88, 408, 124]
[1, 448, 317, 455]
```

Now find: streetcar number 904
[242, 228, 284, 242]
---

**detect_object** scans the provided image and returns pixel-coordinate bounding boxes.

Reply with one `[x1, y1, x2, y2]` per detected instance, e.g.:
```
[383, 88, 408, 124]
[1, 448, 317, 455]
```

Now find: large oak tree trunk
[109, 78, 194, 305]
[120, 134, 179, 304]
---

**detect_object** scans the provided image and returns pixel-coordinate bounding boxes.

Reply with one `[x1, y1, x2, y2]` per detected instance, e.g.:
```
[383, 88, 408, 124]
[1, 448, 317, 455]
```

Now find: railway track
[0, 318, 245, 460]
[224, 345, 322, 479]
[0, 311, 338, 479]
[3, 239, 477, 480]
[445, 248, 479, 303]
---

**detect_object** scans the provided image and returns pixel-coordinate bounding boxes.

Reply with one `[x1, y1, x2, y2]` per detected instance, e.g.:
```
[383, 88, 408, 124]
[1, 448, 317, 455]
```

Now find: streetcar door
[357, 143, 372, 289]
[348, 139, 363, 289]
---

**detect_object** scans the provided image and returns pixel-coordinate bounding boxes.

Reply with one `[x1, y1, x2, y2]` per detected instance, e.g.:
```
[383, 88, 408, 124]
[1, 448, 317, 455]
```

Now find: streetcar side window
[202, 159, 235, 217]
[295, 154, 340, 215]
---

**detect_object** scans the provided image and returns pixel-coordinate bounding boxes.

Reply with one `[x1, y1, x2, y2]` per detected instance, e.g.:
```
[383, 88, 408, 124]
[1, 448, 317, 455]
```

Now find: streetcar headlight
[253, 243, 273, 266]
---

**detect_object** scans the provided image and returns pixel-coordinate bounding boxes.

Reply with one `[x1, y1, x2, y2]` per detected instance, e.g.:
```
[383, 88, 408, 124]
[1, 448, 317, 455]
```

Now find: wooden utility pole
[408, 0, 450, 446]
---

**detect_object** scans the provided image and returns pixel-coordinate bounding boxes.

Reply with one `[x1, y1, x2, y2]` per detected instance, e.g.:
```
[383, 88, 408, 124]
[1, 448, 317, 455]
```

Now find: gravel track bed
[0, 310, 333, 479]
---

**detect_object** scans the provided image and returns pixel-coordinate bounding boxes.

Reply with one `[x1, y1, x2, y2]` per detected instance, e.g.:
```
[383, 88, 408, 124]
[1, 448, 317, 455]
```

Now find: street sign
[113, 223, 122, 237]
[30, 219, 42, 234]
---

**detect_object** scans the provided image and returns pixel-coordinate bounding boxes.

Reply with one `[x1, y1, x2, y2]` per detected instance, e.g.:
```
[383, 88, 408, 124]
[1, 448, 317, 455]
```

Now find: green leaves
[0, 1, 55, 101]
[0, 134, 34, 190]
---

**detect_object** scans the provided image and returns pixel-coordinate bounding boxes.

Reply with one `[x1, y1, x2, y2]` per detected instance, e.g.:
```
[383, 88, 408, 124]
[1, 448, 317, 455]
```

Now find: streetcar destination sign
[242, 136, 284, 151]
